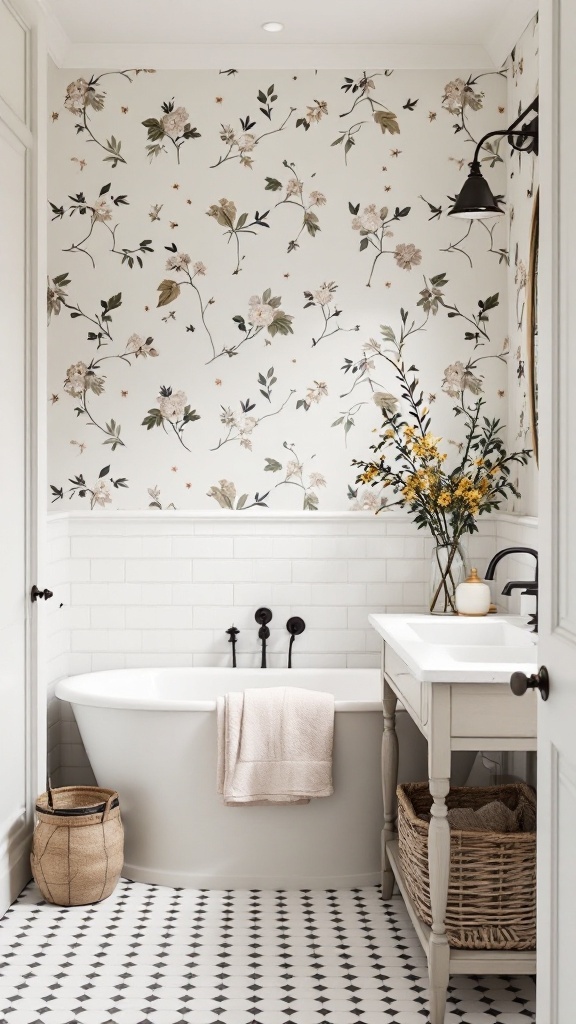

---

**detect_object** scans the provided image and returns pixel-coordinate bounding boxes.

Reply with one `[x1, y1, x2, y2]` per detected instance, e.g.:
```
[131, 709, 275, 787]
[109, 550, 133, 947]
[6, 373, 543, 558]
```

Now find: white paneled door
[0, 0, 44, 918]
[537, 1, 576, 1019]
[0, 116, 29, 914]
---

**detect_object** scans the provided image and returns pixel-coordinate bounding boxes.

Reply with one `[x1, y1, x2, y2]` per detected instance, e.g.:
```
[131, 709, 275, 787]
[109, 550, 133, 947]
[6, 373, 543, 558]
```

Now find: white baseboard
[0, 822, 33, 919]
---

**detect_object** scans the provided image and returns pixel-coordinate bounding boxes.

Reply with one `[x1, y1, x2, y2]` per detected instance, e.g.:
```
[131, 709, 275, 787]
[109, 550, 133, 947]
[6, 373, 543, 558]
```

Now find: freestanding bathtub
[56, 668, 429, 889]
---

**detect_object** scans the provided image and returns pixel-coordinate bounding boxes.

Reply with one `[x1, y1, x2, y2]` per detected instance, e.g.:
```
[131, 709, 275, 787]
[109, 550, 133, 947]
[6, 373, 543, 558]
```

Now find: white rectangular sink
[406, 619, 536, 648]
[369, 613, 538, 683]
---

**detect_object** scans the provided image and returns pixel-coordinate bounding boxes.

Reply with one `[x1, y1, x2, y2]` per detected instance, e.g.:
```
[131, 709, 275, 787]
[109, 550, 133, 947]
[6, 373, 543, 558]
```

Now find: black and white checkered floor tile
[0, 880, 535, 1024]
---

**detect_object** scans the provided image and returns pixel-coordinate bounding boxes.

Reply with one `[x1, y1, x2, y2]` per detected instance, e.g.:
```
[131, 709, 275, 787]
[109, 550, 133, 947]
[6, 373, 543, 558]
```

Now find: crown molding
[484, 4, 538, 68]
[48, 41, 496, 71]
[36, 0, 70, 65]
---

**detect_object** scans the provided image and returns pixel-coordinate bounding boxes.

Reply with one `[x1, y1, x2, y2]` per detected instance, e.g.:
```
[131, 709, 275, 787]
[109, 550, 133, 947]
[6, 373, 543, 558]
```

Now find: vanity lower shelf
[386, 840, 536, 976]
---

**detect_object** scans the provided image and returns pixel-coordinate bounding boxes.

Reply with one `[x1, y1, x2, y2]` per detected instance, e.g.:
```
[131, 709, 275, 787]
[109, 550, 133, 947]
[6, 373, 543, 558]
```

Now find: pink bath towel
[216, 686, 334, 806]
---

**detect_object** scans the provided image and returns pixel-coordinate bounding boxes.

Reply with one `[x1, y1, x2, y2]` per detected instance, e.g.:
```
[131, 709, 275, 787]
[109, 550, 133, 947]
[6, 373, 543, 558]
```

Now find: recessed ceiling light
[262, 21, 284, 32]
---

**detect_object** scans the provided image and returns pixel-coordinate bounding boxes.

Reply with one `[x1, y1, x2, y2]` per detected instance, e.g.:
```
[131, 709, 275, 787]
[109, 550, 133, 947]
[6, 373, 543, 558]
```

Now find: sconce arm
[471, 97, 539, 165]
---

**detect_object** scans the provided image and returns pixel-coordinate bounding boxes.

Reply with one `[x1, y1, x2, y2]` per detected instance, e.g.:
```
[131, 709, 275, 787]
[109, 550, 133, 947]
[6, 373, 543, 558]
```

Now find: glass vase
[430, 540, 466, 615]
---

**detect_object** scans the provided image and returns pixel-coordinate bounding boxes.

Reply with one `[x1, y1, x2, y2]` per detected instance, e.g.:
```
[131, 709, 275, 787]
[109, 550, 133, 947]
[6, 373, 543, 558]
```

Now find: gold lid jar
[455, 568, 491, 616]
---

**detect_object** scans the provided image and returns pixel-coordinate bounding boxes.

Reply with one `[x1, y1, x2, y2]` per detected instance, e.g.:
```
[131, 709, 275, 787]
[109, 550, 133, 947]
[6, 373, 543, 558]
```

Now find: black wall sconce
[448, 97, 539, 219]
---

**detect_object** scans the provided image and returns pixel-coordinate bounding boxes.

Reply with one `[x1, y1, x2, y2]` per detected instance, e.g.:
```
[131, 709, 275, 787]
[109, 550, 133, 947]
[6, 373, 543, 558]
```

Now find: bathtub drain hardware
[286, 616, 306, 668]
[225, 625, 240, 667]
[255, 607, 272, 668]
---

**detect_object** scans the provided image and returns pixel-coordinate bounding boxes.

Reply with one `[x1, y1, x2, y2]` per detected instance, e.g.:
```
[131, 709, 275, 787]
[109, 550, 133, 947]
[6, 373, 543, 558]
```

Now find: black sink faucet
[484, 547, 539, 633]
[255, 607, 272, 668]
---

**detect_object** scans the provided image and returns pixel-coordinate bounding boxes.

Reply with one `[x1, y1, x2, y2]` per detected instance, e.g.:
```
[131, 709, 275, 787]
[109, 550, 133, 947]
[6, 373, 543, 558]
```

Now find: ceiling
[42, 0, 538, 69]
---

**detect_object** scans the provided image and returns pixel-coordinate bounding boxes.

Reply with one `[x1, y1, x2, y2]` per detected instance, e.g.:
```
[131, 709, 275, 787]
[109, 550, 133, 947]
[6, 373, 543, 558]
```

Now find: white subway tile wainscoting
[44, 510, 537, 787]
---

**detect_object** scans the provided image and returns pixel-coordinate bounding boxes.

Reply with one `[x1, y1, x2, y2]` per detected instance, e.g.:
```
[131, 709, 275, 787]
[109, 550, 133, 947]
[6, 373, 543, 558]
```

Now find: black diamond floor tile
[0, 879, 536, 1024]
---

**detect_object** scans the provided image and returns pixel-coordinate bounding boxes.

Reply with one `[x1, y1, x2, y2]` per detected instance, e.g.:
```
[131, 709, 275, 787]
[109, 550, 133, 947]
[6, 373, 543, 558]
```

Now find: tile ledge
[48, 509, 399, 522]
[496, 513, 538, 528]
[47, 509, 535, 524]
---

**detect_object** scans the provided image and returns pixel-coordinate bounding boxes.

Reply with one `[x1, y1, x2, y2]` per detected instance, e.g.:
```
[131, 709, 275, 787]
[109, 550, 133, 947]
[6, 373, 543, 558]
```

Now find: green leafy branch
[303, 282, 360, 346]
[265, 160, 324, 252]
[264, 442, 325, 511]
[206, 480, 270, 510]
[211, 390, 295, 451]
[332, 71, 399, 160]
[257, 83, 278, 120]
[51, 183, 153, 269]
[157, 248, 216, 360]
[207, 198, 270, 274]
[142, 385, 200, 452]
[211, 107, 296, 169]
[50, 464, 128, 508]
[349, 201, 412, 286]
[74, 388, 125, 450]
[71, 69, 139, 167]
[258, 366, 277, 402]
[331, 401, 368, 445]
[142, 99, 201, 164]
[209, 288, 293, 363]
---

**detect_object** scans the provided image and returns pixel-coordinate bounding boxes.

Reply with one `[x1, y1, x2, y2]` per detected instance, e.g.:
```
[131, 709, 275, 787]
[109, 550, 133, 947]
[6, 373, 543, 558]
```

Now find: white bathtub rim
[122, 863, 381, 890]
[55, 667, 382, 713]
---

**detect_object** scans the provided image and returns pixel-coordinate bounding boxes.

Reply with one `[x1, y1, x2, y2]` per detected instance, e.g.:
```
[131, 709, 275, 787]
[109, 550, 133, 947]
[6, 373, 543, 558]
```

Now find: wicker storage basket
[397, 782, 536, 950]
[31, 785, 124, 907]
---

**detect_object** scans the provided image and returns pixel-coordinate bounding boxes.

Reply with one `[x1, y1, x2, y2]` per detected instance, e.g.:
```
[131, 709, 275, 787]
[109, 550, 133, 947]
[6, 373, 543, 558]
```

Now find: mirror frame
[526, 188, 539, 465]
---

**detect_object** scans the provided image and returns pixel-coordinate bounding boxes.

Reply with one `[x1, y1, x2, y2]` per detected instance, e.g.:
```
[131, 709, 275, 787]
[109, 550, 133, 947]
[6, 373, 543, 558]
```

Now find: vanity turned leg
[427, 776, 451, 1024]
[381, 676, 399, 900]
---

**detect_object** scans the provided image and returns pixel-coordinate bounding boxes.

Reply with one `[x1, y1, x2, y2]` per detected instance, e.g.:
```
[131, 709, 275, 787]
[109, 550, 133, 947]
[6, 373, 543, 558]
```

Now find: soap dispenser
[455, 567, 491, 616]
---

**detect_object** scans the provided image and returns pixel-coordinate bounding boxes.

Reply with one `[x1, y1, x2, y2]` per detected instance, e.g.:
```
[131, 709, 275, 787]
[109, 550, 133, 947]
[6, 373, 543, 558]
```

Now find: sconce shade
[448, 161, 505, 219]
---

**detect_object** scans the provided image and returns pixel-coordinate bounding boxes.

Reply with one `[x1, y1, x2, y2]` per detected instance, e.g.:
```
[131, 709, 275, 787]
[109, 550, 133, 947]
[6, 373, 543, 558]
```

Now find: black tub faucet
[226, 626, 240, 667]
[484, 547, 539, 632]
[255, 607, 272, 668]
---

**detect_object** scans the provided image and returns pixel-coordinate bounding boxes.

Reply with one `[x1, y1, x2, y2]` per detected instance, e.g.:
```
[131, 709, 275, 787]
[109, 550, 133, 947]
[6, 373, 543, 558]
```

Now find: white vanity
[369, 614, 538, 1024]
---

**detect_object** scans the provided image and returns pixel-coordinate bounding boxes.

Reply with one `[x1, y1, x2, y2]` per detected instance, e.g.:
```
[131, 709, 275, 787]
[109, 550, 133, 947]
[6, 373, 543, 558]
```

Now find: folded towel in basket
[216, 686, 334, 806]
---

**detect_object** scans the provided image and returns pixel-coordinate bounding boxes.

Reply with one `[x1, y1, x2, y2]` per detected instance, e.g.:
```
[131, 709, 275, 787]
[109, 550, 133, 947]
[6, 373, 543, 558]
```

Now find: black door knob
[31, 586, 53, 603]
[510, 665, 549, 701]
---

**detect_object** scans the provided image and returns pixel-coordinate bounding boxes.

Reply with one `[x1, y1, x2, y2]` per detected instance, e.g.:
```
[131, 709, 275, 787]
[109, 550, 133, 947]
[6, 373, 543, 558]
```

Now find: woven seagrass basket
[31, 785, 124, 907]
[397, 782, 536, 950]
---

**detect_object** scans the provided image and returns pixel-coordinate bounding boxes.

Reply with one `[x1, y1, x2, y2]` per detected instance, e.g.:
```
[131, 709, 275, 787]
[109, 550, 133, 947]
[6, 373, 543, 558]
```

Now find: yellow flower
[474, 457, 484, 467]
[361, 465, 379, 484]
[411, 432, 444, 461]
[403, 425, 416, 439]
[437, 490, 452, 507]
[455, 476, 474, 497]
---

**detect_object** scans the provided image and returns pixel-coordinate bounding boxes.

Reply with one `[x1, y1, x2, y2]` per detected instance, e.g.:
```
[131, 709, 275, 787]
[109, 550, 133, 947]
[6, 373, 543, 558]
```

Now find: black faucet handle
[255, 607, 272, 626]
[286, 616, 306, 636]
[226, 626, 240, 639]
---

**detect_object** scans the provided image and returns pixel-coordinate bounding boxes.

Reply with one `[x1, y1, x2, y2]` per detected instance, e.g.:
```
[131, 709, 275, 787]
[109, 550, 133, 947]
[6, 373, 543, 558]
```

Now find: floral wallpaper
[506, 15, 539, 516]
[48, 63, 510, 511]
